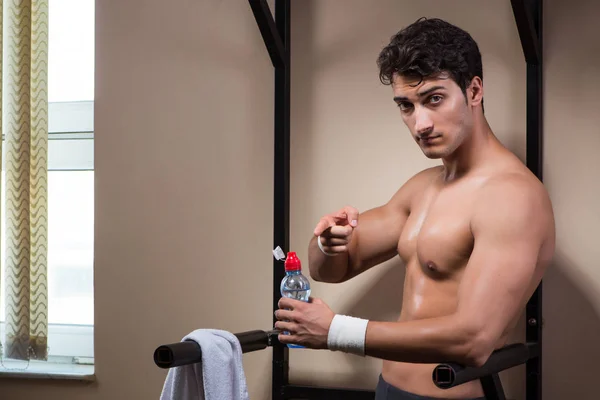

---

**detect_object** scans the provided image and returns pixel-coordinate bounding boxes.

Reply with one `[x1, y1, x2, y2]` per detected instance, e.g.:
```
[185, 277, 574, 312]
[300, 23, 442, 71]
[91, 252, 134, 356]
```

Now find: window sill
[0, 359, 95, 381]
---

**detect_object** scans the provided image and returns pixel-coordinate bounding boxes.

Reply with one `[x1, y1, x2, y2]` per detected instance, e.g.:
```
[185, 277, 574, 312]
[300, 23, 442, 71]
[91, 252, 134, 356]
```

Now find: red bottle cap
[284, 252, 301, 271]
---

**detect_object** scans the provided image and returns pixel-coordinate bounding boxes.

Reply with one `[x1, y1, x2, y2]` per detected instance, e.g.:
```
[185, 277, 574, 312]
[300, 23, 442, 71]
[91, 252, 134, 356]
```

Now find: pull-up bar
[154, 330, 537, 400]
[245, 0, 543, 398]
[154, 1, 544, 399]
[154, 330, 279, 369]
[433, 343, 539, 393]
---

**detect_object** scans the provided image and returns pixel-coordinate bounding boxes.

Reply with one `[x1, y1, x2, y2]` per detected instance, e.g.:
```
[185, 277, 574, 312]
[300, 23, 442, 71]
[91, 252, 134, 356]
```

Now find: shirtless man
[274, 17, 555, 400]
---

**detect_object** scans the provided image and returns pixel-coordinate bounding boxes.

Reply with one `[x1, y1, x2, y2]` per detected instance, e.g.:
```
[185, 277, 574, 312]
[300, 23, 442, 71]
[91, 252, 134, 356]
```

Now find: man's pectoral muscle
[363, 175, 553, 367]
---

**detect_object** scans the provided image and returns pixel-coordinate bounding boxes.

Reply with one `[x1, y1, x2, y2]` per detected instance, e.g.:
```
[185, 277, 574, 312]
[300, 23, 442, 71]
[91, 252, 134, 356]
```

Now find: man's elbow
[461, 331, 496, 368]
[308, 267, 321, 282]
[452, 318, 496, 367]
[308, 267, 346, 284]
[309, 271, 328, 283]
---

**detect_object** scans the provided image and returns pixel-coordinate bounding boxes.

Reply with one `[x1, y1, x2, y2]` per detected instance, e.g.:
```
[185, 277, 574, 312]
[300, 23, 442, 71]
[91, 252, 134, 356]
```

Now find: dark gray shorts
[375, 374, 485, 400]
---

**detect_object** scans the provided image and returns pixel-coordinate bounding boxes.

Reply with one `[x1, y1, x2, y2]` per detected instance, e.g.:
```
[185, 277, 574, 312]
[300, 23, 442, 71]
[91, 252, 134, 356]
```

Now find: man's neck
[441, 119, 497, 181]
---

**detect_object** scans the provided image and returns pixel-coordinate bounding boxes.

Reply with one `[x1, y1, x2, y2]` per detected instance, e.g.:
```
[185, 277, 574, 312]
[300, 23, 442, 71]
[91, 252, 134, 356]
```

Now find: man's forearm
[363, 315, 489, 367]
[307, 236, 350, 283]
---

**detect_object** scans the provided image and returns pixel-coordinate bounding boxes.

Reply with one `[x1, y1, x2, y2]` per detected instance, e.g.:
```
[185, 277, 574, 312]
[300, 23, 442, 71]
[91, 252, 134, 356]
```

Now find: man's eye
[430, 95, 443, 104]
[397, 102, 412, 111]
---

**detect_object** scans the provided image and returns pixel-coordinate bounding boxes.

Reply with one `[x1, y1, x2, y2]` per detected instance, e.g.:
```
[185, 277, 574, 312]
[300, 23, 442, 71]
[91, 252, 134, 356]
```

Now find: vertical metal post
[481, 374, 507, 400]
[525, 1, 543, 399]
[272, 1, 291, 399]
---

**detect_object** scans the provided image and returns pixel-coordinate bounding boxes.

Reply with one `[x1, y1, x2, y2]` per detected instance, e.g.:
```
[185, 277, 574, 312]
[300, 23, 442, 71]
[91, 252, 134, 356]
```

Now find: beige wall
[0, 0, 598, 399]
[0, 0, 275, 399]
[543, 0, 600, 398]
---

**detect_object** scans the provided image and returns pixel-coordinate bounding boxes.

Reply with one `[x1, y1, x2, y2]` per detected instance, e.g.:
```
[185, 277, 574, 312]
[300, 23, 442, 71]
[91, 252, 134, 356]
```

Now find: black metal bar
[272, 1, 291, 400]
[283, 384, 375, 400]
[153, 330, 279, 369]
[526, 287, 543, 400]
[248, 0, 286, 68]
[432, 343, 535, 389]
[154, 341, 204, 369]
[523, 1, 543, 400]
[481, 374, 506, 400]
[523, 0, 544, 181]
[510, 0, 541, 65]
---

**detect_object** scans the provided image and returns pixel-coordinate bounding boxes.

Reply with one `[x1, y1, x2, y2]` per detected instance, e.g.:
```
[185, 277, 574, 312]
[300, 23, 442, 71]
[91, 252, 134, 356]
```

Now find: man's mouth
[419, 135, 441, 144]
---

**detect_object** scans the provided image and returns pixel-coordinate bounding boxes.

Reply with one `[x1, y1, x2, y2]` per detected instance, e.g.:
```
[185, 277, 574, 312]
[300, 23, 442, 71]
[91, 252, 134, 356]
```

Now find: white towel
[160, 329, 250, 400]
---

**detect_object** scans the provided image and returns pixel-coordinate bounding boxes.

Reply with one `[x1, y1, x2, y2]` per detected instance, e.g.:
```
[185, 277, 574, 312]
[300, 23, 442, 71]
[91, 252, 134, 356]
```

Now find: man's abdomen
[381, 262, 484, 399]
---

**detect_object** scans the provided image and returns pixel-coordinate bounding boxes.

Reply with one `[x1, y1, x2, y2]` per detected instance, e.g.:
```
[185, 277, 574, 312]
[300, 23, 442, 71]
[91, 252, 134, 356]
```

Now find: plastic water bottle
[280, 251, 311, 348]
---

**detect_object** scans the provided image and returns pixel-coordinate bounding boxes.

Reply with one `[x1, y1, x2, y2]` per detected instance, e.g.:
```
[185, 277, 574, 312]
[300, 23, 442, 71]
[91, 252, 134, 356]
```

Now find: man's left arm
[362, 177, 553, 367]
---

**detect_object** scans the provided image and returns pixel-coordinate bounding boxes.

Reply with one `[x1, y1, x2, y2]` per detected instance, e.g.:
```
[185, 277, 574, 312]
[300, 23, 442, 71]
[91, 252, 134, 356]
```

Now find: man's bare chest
[397, 185, 477, 276]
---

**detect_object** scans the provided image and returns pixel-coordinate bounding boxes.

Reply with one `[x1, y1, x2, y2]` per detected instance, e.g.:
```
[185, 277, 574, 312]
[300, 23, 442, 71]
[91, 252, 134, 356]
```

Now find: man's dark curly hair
[377, 18, 483, 105]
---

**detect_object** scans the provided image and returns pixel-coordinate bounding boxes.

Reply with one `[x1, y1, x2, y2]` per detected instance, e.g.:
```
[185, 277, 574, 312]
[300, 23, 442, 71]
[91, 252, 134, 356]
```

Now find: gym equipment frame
[154, 1, 544, 399]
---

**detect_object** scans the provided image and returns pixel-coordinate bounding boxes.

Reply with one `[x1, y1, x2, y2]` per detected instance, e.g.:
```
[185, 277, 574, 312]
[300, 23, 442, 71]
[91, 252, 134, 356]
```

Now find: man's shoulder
[405, 165, 445, 189]
[473, 169, 554, 233]
[480, 168, 547, 202]
[387, 165, 443, 209]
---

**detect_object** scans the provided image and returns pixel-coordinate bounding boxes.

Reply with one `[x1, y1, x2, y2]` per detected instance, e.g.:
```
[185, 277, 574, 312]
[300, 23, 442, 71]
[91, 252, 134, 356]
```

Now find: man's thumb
[344, 207, 359, 227]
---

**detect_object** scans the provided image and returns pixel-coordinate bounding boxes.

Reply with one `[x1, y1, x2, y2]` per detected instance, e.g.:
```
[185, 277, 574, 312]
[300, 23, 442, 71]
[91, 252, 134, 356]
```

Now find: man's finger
[342, 206, 359, 227]
[277, 332, 297, 345]
[328, 225, 353, 238]
[319, 244, 348, 253]
[275, 309, 295, 321]
[278, 296, 303, 310]
[320, 236, 348, 246]
[308, 296, 323, 305]
[313, 216, 336, 236]
[275, 320, 297, 334]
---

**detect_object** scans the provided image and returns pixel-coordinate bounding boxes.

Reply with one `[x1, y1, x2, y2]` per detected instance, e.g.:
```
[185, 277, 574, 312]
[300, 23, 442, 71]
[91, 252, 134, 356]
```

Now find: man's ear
[468, 77, 484, 107]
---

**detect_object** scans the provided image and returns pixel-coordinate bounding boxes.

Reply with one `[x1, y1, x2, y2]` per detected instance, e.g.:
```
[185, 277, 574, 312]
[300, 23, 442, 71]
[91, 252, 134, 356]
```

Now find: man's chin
[421, 149, 445, 159]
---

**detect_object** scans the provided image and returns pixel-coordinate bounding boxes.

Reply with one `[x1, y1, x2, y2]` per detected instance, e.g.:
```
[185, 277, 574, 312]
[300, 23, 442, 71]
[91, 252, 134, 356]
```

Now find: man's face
[392, 72, 473, 159]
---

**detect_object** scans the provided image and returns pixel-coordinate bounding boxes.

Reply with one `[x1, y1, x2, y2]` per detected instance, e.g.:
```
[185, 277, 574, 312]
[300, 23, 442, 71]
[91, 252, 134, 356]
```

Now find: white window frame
[0, 100, 95, 380]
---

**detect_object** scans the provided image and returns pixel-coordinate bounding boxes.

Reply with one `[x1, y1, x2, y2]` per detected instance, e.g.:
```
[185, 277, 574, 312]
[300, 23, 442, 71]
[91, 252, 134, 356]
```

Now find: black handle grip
[432, 343, 537, 389]
[154, 329, 280, 369]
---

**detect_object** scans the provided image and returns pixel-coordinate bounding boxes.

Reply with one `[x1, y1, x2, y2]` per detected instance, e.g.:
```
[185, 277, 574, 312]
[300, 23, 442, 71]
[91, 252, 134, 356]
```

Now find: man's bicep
[456, 227, 540, 338]
[342, 204, 407, 281]
[456, 180, 547, 344]
[345, 166, 441, 279]
[344, 171, 425, 278]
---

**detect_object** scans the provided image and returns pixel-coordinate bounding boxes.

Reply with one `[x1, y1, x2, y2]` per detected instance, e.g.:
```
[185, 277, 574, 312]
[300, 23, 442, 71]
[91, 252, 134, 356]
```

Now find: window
[0, 0, 95, 377]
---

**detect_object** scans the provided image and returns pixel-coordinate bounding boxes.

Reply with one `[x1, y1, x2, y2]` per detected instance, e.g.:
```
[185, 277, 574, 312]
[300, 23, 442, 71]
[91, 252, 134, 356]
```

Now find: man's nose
[414, 108, 434, 136]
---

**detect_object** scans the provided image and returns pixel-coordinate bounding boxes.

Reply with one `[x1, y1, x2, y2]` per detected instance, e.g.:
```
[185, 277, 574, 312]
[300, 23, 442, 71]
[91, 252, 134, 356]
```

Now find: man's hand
[274, 297, 335, 349]
[313, 206, 359, 256]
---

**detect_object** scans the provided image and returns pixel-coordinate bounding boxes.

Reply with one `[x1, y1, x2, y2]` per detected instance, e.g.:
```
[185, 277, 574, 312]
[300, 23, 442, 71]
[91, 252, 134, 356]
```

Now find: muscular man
[274, 17, 555, 400]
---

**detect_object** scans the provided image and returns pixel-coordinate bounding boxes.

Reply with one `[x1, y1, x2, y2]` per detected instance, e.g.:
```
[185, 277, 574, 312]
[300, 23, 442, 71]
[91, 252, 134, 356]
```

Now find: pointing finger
[313, 216, 336, 236]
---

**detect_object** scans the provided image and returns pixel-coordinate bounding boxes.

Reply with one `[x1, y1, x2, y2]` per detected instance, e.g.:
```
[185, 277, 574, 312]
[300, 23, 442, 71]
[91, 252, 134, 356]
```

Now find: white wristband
[317, 235, 338, 256]
[327, 314, 369, 356]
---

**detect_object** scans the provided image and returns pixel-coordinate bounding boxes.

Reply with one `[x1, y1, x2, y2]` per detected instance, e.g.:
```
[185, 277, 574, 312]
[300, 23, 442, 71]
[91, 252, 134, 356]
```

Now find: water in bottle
[280, 251, 311, 348]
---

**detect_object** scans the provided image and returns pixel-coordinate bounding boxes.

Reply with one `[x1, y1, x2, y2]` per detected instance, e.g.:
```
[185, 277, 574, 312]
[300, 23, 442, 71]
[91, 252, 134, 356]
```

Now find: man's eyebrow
[393, 85, 447, 102]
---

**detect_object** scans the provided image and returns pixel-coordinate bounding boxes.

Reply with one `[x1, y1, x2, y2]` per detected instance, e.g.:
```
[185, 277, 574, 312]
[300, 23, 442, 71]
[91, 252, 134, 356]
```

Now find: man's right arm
[307, 167, 441, 283]
[307, 203, 405, 283]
